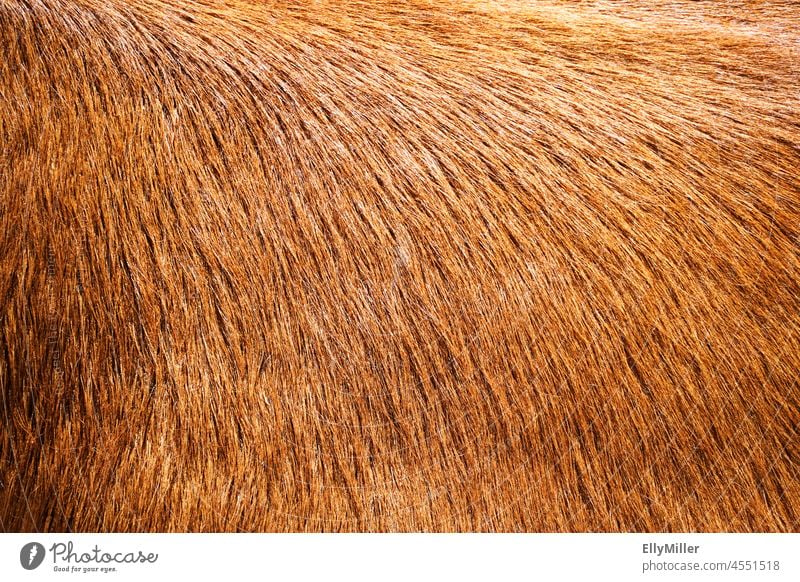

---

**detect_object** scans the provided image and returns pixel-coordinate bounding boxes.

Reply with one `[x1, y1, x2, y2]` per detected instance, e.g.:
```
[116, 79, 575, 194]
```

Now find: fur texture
[1, 0, 799, 532]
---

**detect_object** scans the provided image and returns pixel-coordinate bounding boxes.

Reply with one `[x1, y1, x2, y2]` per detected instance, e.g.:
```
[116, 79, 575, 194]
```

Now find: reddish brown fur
[1, 0, 799, 532]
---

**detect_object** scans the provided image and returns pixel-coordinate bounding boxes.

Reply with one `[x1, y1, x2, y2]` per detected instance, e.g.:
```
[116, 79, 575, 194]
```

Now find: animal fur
[1, 0, 799, 532]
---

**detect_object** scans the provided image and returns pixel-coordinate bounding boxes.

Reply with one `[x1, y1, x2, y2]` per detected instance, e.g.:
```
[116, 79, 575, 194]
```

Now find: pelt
[1, 0, 799, 532]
